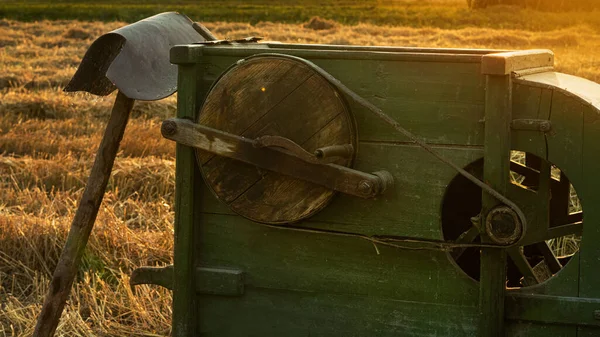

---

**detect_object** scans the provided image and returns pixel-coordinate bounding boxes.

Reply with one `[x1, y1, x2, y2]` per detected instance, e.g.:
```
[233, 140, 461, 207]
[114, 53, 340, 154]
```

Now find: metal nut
[539, 121, 552, 132]
[485, 206, 523, 245]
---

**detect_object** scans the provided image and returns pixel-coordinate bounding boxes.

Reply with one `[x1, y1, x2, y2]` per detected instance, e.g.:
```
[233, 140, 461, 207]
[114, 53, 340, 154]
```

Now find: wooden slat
[264, 42, 507, 55]
[195, 212, 479, 307]
[200, 54, 487, 146]
[506, 294, 600, 327]
[197, 143, 483, 239]
[198, 45, 486, 63]
[199, 288, 479, 337]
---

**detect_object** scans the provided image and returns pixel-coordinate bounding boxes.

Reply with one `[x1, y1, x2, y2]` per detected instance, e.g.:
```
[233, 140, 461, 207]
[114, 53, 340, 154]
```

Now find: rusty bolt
[539, 121, 552, 133]
[161, 120, 178, 137]
[357, 180, 373, 195]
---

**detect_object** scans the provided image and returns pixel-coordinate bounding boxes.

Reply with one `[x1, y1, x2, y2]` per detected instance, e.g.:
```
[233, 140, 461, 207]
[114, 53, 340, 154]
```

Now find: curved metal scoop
[64, 12, 204, 101]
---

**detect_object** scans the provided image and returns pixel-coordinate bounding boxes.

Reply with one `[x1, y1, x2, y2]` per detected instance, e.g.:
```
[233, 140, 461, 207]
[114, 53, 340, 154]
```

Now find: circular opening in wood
[441, 151, 582, 288]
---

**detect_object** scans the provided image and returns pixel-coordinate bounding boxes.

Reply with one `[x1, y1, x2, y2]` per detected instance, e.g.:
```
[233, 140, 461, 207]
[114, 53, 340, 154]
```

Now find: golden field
[0, 17, 598, 336]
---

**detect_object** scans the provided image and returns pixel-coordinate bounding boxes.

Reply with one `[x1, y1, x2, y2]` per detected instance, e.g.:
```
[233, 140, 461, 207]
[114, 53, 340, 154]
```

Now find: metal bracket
[511, 119, 553, 133]
[130, 265, 245, 296]
[506, 293, 600, 327]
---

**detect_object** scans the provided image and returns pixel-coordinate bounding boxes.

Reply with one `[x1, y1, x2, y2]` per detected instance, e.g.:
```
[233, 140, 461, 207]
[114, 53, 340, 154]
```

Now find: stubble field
[1, 14, 599, 336]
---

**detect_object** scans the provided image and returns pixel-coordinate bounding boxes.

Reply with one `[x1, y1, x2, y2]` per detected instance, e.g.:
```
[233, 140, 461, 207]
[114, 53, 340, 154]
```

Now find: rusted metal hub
[485, 205, 523, 245]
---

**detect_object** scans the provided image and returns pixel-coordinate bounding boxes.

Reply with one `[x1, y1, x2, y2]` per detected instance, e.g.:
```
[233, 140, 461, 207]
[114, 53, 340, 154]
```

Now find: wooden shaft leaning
[33, 91, 134, 337]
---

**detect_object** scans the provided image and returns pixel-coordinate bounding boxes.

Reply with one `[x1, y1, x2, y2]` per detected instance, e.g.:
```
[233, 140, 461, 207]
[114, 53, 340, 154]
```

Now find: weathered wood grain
[33, 92, 134, 337]
[195, 212, 479, 306]
[200, 54, 487, 145]
[481, 50, 554, 75]
[197, 55, 356, 223]
[198, 288, 479, 337]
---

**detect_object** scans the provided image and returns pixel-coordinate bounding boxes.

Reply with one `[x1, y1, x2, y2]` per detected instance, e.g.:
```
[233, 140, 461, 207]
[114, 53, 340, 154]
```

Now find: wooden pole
[33, 91, 134, 337]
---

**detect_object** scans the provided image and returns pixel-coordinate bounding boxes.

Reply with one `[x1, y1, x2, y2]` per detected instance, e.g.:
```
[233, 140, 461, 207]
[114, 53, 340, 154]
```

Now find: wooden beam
[482, 50, 554, 75]
[506, 293, 600, 327]
[479, 73, 512, 337]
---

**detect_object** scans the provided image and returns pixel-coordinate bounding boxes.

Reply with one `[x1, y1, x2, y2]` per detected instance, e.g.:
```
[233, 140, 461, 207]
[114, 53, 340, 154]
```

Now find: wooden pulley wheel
[196, 55, 357, 224]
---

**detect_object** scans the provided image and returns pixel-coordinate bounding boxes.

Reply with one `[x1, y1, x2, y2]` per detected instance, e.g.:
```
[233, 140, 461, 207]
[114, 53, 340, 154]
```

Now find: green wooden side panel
[198, 289, 478, 337]
[580, 104, 600, 337]
[178, 45, 600, 336]
[200, 54, 486, 146]
[198, 143, 483, 239]
[195, 212, 478, 306]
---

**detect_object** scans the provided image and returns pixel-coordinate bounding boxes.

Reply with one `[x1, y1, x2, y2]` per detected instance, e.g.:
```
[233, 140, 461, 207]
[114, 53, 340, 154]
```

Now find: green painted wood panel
[198, 143, 483, 239]
[198, 52, 486, 146]
[198, 288, 479, 337]
[195, 212, 478, 307]
[579, 104, 600, 337]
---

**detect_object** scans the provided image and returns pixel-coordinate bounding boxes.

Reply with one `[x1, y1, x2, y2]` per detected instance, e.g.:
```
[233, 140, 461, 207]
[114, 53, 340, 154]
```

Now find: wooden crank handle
[161, 118, 394, 198]
[33, 91, 135, 337]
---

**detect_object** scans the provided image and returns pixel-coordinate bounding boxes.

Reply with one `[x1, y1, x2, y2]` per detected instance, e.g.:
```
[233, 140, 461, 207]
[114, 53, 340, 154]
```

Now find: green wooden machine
[32, 13, 600, 337]
[136, 41, 600, 336]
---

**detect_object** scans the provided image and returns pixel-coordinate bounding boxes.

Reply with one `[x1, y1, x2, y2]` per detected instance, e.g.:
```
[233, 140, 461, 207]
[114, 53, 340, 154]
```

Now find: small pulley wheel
[485, 205, 523, 245]
[196, 55, 357, 224]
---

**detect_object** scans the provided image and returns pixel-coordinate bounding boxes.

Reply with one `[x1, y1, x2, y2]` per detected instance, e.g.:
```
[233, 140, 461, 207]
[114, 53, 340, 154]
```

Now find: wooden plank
[481, 50, 554, 75]
[195, 212, 479, 307]
[514, 72, 600, 110]
[197, 45, 485, 63]
[199, 54, 487, 146]
[198, 287, 479, 337]
[130, 265, 245, 296]
[479, 74, 511, 337]
[197, 143, 483, 239]
[506, 293, 600, 327]
[172, 63, 201, 337]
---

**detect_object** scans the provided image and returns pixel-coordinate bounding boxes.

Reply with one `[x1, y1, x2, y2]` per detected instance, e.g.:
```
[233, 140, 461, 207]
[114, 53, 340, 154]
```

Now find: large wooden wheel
[196, 55, 357, 224]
